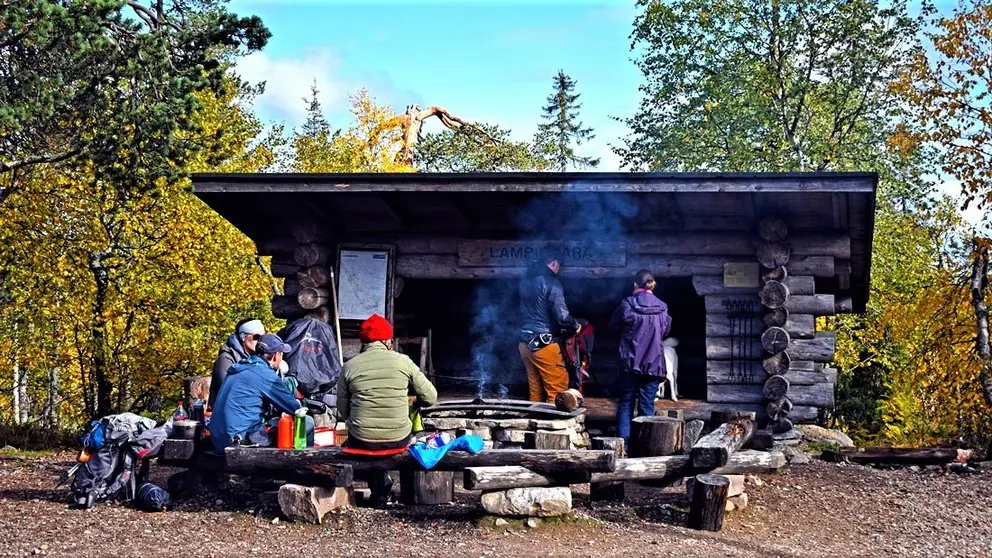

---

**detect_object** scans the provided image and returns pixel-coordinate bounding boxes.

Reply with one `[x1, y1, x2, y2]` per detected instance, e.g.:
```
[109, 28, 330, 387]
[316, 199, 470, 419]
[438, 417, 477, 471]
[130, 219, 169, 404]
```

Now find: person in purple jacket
[609, 269, 672, 443]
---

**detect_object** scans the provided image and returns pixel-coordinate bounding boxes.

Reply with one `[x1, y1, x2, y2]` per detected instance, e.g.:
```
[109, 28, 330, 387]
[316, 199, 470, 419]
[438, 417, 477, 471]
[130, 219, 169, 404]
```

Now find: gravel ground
[0, 451, 989, 558]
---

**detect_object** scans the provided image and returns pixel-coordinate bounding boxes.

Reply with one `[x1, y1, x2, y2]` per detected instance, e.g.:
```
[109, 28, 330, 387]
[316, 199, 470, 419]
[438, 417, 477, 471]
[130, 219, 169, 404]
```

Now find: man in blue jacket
[610, 269, 672, 443]
[209, 333, 313, 452]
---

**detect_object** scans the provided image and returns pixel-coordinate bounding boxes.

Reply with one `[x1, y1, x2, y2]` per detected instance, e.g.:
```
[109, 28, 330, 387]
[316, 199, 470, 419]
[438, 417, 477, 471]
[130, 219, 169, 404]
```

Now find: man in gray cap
[209, 333, 314, 451]
[209, 318, 267, 407]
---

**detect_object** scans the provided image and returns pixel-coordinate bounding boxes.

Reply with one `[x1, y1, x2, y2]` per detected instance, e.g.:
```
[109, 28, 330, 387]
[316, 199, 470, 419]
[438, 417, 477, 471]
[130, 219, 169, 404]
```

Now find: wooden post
[630, 416, 684, 457]
[687, 474, 730, 532]
[399, 470, 454, 505]
[590, 438, 625, 503]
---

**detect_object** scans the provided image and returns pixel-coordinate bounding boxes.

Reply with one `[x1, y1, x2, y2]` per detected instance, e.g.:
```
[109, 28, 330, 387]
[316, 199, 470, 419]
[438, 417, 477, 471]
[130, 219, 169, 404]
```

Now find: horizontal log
[297, 266, 330, 288]
[272, 295, 306, 319]
[464, 455, 694, 490]
[705, 337, 763, 360]
[705, 314, 814, 339]
[786, 332, 837, 362]
[705, 361, 833, 386]
[654, 402, 819, 423]
[463, 466, 588, 490]
[835, 296, 853, 313]
[270, 261, 301, 278]
[788, 256, 835, 277]
[593, 454, 691, 482]
[397, 255, 753, 279]
[291, 221, 327, 244]
[822, 447, 963, 466]
[707, 383, 835, 407]
[284, 277, 304, 298]
[690, 418, 756, 468]
[822, 367, 838, 383]
[224, 447, 616, 475]
[787, 294, 836, 315]
[710, 450, 787, 475]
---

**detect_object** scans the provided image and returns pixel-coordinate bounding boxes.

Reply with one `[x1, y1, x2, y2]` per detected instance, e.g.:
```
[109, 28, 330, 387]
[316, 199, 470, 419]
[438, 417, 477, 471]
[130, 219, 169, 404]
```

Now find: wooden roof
[192, 172, 877, 310]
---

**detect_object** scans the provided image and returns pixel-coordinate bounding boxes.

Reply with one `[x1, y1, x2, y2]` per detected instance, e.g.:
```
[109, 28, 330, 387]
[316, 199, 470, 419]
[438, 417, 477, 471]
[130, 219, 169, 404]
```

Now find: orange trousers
[518, 342, 569, 404]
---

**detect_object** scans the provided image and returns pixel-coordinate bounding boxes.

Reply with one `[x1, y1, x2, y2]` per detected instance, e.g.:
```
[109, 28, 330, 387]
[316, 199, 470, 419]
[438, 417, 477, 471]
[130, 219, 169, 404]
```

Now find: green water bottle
[293, 407, 308, 449]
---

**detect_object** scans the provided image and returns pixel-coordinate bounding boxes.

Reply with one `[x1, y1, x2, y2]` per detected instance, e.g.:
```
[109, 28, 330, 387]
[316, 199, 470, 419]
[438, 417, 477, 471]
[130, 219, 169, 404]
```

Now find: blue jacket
[609, 290, 672, 378]
[209, 355, 302, 451]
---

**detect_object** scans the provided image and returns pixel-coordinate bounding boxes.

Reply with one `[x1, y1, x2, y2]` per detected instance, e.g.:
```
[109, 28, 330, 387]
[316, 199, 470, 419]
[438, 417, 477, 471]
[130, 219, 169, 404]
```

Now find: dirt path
[0, 452, 989, 557]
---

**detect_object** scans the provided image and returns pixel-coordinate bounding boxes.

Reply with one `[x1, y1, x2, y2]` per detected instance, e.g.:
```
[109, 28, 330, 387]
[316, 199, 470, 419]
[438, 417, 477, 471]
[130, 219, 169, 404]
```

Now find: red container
[276, 414, 294, 449]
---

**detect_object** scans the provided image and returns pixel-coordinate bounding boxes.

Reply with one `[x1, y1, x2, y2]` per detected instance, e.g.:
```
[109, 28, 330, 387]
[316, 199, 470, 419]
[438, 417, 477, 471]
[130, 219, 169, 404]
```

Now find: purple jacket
[609, 290, 672, 378]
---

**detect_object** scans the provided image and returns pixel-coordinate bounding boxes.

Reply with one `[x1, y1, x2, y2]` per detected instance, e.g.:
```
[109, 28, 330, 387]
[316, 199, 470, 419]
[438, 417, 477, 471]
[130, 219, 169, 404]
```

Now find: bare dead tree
[396, 104, 497, 166]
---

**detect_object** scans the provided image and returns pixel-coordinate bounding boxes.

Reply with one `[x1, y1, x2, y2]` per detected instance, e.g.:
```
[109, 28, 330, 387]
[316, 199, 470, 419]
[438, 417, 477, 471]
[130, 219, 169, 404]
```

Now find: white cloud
[235, 48, 344, 127]
[595, 144, 622, 171]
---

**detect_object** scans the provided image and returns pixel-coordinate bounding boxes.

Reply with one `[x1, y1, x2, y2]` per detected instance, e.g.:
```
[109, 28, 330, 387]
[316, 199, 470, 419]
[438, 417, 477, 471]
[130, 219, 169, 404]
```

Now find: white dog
[657, 337, 679, 401]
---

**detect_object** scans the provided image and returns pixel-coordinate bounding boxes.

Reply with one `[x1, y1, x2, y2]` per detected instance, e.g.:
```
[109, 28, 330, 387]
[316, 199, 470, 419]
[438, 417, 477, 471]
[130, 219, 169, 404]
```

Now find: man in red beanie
[337, 314, 437, 506]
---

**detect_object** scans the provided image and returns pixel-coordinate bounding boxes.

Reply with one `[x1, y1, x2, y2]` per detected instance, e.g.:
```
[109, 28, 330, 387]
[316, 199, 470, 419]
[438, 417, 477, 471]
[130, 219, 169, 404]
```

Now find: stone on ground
[525, 517, 543, 529]
[796, 425, 855, 448]
[729, 492, 749, 510]
[278, 484, 353, 524]
[481, 487, 572, 517]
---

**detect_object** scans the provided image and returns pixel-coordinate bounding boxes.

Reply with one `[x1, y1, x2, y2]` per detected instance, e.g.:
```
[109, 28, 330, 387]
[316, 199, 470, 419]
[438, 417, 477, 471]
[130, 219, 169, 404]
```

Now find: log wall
[261, 220, 845, 419]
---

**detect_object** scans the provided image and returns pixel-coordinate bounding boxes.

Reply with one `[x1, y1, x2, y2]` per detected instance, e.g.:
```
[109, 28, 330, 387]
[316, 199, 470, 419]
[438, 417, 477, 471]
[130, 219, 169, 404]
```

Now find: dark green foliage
[416, 123, 548, 172]
[0, 0, 270, 203]
[534, 70, 599, 171]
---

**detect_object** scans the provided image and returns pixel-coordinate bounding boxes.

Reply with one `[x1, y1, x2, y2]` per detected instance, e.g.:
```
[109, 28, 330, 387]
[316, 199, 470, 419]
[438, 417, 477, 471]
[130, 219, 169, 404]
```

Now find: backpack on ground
[68, 412, 168, 510]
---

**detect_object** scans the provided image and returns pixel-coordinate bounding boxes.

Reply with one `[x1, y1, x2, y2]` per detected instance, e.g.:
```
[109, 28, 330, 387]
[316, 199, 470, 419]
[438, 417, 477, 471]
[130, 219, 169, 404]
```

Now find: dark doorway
[393, 276, 705, 400]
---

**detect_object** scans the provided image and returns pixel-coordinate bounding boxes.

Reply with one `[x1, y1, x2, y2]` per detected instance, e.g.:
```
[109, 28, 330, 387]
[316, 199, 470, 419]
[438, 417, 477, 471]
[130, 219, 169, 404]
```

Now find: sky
[229, 0, 986, 228]
[230, 0, 639, 171]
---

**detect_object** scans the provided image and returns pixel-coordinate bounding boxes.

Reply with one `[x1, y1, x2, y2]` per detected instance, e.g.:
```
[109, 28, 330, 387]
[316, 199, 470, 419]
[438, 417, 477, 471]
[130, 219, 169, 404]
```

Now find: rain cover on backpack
[277, 318, 342, 397]
[69, 413, 166, 509]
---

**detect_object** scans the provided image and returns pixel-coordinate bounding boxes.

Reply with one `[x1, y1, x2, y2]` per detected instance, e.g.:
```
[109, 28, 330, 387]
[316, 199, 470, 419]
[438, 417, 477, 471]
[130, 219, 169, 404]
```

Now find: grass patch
[806, 441, 842, 454]
[0, 422, 79, 451]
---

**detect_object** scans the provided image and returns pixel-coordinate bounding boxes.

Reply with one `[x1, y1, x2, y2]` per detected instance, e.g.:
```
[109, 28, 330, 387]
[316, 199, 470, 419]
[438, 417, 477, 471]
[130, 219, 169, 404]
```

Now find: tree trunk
[970, 242, 992, 408]
[687, 474, 730, 532]
[12, 356, 21, 425]
[88, 250, 113, 418]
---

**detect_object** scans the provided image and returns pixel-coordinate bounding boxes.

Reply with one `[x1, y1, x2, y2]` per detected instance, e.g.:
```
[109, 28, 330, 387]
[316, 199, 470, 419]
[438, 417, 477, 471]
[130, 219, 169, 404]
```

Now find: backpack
[69, 413, 167, 510]
[278, 318, 342, 397]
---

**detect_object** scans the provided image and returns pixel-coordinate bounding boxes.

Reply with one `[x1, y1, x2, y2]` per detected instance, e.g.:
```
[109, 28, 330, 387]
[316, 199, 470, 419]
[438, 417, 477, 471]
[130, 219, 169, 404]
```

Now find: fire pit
[420, 398, 590, 449]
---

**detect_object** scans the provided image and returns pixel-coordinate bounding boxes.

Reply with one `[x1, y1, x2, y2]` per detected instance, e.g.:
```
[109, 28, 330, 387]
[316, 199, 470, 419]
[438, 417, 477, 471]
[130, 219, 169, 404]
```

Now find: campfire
[420, 397, 590, 450]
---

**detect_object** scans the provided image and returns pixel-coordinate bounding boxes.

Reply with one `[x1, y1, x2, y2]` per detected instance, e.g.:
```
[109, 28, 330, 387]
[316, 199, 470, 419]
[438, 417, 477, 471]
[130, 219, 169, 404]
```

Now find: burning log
[554, 389, 584, 412]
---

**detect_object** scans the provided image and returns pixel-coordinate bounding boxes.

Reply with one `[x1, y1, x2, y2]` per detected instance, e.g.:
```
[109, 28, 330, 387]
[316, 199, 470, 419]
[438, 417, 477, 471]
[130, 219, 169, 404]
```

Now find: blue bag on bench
[408, 434, 485, 470]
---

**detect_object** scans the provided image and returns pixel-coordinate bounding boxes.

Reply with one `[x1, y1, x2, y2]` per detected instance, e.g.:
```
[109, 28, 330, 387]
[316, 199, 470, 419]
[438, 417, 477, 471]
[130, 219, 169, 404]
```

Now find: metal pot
[171, 420, 200, 440]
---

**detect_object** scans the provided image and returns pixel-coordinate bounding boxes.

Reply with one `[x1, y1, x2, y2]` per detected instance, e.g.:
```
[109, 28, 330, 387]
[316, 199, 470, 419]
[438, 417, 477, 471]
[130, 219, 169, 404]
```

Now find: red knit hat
[359, 314, 393, 343]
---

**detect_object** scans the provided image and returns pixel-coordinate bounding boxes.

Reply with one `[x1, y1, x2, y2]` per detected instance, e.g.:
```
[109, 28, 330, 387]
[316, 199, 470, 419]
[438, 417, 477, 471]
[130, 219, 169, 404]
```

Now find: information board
[338, 249, 390, 320]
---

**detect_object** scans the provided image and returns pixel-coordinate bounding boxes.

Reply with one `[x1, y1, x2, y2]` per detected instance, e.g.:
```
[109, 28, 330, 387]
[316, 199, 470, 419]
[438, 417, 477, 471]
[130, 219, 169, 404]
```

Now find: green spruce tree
[534, 70, 599, 171]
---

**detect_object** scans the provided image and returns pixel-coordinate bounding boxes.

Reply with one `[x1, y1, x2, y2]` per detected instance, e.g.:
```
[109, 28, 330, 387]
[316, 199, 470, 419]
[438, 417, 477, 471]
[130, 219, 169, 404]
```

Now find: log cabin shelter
[193, 172, 876, 423]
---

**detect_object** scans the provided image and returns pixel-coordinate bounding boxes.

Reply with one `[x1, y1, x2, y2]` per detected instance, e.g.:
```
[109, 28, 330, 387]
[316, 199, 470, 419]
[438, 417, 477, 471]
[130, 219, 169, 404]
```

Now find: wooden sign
[458, 240, 627, 267]
[723, 262, 760, 288]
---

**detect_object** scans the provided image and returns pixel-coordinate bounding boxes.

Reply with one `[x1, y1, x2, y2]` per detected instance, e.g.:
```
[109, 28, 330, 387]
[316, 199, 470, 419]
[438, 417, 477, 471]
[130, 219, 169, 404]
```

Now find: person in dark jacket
[209, 318, 266, 408]
[609, 270, 672, 443]
[209, 333, 313, 452]
[518, 252, 582, 403]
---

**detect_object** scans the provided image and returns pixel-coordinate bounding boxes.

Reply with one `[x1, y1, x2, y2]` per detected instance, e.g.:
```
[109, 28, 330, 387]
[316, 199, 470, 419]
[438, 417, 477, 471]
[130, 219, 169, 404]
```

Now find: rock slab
[278, 484, 353, 524]
[481, 487, 572, 517]
[796, 424, 855, 448]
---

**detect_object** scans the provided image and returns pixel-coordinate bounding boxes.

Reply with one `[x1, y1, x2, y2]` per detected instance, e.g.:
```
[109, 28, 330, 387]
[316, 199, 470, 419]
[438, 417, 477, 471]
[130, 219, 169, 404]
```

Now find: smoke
[468, 188, 641, 398]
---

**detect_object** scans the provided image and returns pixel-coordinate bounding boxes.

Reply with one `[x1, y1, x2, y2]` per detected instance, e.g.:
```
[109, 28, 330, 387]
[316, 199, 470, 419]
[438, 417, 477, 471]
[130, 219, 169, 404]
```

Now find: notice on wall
[338, 249, 389, 320]
[723, 262, 760, 288]
[458, 240, 627, 267]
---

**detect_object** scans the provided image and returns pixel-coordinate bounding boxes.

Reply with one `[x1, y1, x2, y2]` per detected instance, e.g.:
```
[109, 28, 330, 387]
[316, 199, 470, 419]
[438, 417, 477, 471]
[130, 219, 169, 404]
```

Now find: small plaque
[723, 262, 760, 288]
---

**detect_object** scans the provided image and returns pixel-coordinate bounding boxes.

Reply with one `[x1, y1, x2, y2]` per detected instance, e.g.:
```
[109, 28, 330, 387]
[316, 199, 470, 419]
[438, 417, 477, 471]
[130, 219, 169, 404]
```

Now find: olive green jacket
[336, 342, 438, 443]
